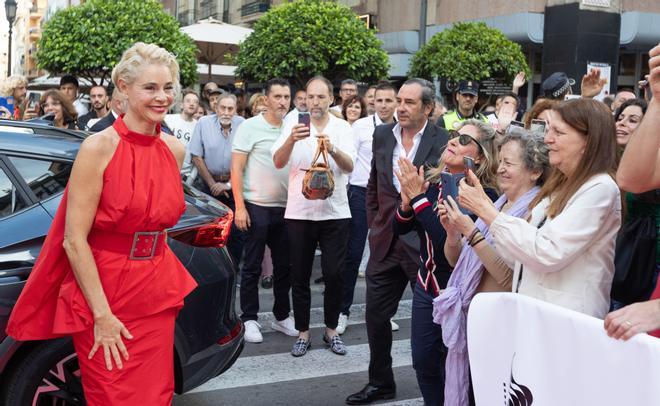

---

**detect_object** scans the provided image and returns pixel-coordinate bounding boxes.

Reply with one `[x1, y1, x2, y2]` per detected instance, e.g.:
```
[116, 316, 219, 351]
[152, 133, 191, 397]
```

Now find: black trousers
[286, 218, 350, 332]
[365, 239, 418, 388]
[240, 202, 291, 322]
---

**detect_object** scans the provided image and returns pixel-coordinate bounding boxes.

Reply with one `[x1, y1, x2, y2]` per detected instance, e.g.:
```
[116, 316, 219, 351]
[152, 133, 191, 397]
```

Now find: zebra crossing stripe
[190, 339, 413, 393]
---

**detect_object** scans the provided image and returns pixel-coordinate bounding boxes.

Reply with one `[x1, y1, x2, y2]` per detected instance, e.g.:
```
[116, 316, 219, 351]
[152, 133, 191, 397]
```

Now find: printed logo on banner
[503, 354, 534, 405]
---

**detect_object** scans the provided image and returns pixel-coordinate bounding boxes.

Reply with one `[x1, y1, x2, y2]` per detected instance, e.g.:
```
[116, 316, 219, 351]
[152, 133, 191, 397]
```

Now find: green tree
[235, 0, 389, 88]
[37, 0, 198, 86]
[409, 22, 530, 84]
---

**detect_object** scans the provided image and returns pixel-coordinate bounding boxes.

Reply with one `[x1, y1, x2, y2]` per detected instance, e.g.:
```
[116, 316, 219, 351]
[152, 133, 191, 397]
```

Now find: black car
[0, 125, 244, 405]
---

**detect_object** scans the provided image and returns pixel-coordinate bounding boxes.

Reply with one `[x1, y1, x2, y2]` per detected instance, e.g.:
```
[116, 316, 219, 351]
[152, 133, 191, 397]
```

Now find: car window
[8, 156, 72, 201]
[0, 166, 28, 218]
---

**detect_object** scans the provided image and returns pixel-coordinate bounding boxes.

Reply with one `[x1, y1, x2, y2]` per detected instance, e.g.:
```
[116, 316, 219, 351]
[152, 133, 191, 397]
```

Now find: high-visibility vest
[442, 110, 488, 131]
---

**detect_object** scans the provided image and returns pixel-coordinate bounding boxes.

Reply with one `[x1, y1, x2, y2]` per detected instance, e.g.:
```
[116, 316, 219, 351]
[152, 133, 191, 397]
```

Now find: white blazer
[490, 173, 622, 319]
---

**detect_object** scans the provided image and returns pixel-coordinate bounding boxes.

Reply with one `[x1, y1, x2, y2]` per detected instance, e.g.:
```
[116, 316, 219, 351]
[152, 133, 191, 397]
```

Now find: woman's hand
[443, 196, 476, 237]
[604, 299, 660, 341]
[89, 313, 133, 371]
[395, 158, 428, 202]
[458, 170, 499, 225]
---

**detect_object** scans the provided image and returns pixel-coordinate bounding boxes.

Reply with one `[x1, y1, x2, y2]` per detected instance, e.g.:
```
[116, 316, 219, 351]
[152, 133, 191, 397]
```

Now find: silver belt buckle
[129, 231, 160, 260]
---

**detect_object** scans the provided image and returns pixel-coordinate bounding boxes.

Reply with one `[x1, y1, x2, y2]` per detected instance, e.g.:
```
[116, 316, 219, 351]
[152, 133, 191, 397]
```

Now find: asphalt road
[174, 254, 422, 406]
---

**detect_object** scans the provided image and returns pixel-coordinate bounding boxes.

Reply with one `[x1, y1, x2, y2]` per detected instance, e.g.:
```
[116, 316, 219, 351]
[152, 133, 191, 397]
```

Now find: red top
[6, 116, 198, 340]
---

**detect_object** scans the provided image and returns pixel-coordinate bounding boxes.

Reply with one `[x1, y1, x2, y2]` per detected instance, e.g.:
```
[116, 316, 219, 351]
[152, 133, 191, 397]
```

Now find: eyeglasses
[448, 130, 484, 153]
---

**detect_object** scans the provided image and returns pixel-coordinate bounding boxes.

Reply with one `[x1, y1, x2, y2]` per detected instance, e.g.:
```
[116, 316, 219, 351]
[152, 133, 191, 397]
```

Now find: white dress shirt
[349, 114, 388, 188]
[490, 173, 621, 319]
[391, 121, 426, 192]
[271, 113, 356, 221]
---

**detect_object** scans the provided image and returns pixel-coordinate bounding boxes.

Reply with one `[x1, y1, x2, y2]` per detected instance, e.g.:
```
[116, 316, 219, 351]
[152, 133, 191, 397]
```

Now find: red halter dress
[6, 116, 198, 405]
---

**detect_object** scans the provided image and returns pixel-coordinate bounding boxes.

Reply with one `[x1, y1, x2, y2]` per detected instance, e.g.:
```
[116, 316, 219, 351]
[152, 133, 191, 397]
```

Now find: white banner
[467, 293, 660, 405]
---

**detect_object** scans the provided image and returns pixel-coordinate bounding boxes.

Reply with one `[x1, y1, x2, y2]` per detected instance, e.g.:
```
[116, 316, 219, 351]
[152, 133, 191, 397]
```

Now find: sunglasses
[448, 130, 484, 153]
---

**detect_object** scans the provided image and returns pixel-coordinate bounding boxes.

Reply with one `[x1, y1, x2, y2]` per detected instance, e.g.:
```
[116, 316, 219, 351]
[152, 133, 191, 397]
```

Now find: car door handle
[0, 262, 33, 284]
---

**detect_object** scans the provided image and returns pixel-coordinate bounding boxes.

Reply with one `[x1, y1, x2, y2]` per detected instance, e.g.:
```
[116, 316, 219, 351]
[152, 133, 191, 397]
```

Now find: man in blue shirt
[189, 93, 245, 262]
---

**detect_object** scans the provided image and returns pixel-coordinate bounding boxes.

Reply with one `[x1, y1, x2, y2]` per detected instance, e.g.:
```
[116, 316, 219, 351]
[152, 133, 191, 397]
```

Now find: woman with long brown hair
[39, 89, 79, 129]
[459, 98, 621, 319]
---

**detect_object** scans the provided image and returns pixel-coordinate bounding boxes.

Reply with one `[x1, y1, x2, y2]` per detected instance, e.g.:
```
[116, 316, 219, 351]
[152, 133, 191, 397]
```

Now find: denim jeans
[411, 282, 447, 406]
[341, 185, 368, 316]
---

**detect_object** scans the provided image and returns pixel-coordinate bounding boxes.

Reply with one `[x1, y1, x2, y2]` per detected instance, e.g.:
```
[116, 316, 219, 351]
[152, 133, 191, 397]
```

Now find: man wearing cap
[437, 80, 488, 131]
[541, 72, 576, 100]
[542, 69, 608, 101]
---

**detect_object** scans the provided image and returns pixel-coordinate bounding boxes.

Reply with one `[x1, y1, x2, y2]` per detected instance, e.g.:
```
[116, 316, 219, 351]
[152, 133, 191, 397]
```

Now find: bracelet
[470, 235, 486, 247]
[468, 231, 482, 246]
[466, 227, 479, 243]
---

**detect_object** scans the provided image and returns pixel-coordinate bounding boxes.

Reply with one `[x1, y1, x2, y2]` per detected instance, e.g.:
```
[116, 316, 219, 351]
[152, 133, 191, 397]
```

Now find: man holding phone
[272, 76, 356, 358]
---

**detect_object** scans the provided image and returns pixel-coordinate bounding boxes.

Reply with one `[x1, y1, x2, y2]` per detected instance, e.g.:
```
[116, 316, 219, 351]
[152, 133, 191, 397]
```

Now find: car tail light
[217, 321, 242, 346]
[169, 214, 233, 248]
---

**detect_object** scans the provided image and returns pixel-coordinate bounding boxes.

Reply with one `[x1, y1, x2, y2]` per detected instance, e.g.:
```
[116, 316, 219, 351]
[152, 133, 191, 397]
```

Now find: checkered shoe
[323, 333, 347, 355]
[291, 338, 311, 357]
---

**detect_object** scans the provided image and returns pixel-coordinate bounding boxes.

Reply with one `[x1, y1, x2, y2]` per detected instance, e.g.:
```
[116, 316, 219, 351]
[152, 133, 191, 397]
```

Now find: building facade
[167, 0, 659, 100]
[1, 0, 48, 80]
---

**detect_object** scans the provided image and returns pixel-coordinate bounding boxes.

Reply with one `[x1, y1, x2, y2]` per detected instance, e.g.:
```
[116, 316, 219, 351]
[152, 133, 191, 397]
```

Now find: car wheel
[1, 339, 85, 406]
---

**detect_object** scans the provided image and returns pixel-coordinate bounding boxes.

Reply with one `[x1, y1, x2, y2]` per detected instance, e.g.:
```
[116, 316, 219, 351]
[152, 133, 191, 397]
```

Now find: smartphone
[440, 171, 470, 214]
[530, 119, 546, 134]
[510, 120, 525, 128]
[0, 96, 15, 118]
[26, 92, 39, 111]
[298, 112, 310, 128]
[463, 156, 475, 173]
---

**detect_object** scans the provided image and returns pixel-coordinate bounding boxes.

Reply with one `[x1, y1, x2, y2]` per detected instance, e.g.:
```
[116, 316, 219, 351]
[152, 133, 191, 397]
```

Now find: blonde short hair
[111, 42, 181, 98]
[0, 75, 28, 97]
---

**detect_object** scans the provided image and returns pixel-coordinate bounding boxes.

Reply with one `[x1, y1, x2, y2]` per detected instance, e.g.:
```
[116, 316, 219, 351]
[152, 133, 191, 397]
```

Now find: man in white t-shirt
[165, 89, 199, 175]
[272, 76, 356, 358]
[337, 81, 398, 335]
[283, 89, 307, 128]
[231, 78, 297, 343]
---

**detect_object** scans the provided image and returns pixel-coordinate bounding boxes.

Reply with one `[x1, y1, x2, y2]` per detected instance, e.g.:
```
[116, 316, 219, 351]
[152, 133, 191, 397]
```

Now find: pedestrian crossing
[174, 293, 423, 405]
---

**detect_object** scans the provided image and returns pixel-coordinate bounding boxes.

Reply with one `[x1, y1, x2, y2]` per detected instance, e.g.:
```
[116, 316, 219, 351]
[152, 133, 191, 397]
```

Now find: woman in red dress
[6, 42, 198, 405]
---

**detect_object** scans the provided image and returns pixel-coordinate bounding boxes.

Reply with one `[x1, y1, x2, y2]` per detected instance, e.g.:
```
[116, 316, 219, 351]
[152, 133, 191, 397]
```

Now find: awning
[181, 18, 253, 81]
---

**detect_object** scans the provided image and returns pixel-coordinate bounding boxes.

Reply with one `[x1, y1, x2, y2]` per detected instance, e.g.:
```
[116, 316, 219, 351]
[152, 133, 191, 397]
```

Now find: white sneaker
[390, 319, 399, 332]
[244, 320, 263, 343]
[336, 313, 349, 335]
[272, 316, 299, 337]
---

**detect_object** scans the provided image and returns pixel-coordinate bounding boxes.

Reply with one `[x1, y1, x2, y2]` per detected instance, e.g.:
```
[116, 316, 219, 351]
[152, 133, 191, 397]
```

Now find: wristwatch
[329, 144, 336, 155]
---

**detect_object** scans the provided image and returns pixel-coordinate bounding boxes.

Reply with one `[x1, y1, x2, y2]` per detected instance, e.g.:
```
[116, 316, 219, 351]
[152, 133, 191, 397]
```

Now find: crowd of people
[3, 40, 660, 405]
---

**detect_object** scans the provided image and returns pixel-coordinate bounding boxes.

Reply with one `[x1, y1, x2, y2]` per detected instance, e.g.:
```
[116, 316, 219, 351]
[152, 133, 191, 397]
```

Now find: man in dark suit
[346, 78, 448, 405]
[88, 87, 125, 132]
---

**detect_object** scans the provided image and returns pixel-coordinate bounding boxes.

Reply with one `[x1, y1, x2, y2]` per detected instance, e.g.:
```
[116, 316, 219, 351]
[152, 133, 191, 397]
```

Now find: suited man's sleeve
[365, 129, 380, 228]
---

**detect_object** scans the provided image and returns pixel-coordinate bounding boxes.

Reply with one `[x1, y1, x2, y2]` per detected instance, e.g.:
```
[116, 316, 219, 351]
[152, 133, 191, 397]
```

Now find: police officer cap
[457, 80, 479, 96]
[542, 72, 576, 99]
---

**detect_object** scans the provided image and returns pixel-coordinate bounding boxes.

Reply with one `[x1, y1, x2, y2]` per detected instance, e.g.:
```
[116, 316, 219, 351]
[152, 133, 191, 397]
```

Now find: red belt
[87, 229, 168, 260]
